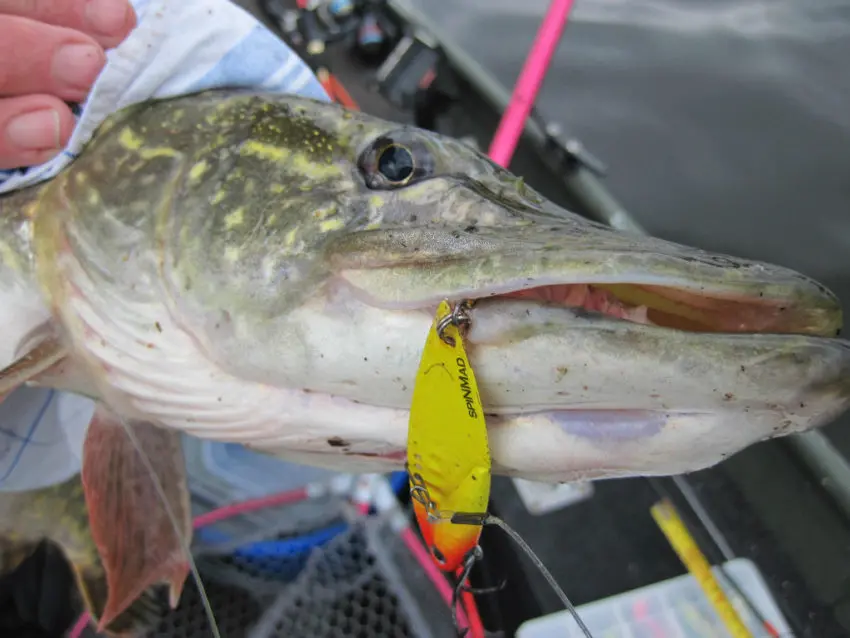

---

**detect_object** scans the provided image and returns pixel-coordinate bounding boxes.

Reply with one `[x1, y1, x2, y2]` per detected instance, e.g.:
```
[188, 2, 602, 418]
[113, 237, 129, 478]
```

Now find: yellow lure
[407, 300, 492, 572]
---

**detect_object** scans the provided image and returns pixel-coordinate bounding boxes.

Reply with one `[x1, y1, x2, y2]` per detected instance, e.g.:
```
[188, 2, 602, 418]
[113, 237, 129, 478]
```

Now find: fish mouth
[460, 279, 839, 338]
[324, 207, 850, 437]
[292, 260, 850, 480]
[329, 165, 841, 340]
[332, 221, 843, 340]
[318, 227, 850, 479]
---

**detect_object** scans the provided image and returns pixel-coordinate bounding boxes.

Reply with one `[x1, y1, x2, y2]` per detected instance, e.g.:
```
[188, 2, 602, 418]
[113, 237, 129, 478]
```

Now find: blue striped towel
[0, 0, 328, 490]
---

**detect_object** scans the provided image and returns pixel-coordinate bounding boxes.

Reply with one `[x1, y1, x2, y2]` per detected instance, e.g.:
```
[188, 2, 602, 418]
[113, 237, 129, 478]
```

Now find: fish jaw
[19, 89, 850, 482]
[219, 289, 850, 481]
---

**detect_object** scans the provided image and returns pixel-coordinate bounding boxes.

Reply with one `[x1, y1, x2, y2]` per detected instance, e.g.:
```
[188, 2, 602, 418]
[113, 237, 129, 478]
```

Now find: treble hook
[452, 545, 484, 637]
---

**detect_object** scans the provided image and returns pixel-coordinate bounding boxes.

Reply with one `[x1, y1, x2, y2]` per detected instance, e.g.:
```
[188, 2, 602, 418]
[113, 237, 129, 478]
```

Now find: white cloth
[0, 0, 328, 490]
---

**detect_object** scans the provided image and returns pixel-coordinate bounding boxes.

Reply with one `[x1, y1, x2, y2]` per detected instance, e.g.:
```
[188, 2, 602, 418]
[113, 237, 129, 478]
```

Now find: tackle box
[517, 557, 793, 638]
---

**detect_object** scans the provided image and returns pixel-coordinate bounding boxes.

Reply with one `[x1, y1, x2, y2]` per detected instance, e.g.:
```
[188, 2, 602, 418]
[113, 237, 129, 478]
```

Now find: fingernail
[53, 44, 104, 91]
[7, 110, 61, 150]
[86, 0, 132, 36]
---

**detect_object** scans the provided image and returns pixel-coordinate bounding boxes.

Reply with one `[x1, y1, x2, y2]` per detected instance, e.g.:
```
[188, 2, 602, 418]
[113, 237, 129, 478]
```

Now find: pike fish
[1, 89, 849, 629]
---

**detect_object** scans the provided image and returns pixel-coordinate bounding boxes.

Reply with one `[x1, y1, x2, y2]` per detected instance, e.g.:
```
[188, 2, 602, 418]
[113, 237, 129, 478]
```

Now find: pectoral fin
[81, 405, 192, 631]
[0, 332, 67, 402]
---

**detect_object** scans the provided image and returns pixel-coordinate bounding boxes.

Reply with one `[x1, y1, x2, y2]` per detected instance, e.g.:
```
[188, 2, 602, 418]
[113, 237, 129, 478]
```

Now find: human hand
[0, 0, 137, 170]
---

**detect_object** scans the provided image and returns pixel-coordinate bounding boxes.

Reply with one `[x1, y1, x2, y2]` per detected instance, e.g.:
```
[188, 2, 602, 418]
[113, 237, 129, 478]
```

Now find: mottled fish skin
[0, 186, 52, 373]
[0, 476, 97, 579]
[0, 88, 849, 484]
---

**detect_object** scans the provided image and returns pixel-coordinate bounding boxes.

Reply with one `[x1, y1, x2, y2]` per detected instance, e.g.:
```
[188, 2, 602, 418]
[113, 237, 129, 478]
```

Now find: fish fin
[0, 331, 68, 401]
[71, 562, 170, 638]
[26, 355, 100, 399]
[81, 404, 191, 631]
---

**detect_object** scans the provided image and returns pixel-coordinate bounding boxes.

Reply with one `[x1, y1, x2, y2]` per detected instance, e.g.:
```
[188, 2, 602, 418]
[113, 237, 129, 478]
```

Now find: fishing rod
[386, 0, 644, 237]
[488, 0, 574, 166]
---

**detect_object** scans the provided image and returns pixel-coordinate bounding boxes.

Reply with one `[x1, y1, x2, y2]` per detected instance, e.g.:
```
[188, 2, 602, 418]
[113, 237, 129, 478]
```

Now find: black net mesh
[78, 513, 457, 638]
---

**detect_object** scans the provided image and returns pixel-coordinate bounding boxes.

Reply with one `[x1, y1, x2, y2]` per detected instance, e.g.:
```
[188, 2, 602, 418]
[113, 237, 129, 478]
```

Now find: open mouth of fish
[269, 210, 849, 481]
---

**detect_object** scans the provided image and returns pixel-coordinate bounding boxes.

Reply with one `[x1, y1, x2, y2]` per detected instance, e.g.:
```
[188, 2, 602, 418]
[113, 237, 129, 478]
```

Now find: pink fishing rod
[487, 0, 576, 168]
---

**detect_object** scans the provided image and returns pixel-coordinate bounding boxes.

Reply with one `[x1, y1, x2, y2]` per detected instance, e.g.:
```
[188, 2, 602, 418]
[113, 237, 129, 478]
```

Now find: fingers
[0, 0, 137, 48]
[0, 0, 137, 171]
[0, 16, 106, 102]
[0, 95, 76, 170]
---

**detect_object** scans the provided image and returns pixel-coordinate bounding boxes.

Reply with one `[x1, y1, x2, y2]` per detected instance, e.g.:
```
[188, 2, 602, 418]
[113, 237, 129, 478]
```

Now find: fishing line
[482, 514, 594, 638]
[117, 419, 222, 638]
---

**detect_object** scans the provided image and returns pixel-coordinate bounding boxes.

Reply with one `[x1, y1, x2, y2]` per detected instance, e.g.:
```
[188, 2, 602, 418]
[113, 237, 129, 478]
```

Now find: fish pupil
[378, 144, 414, 183]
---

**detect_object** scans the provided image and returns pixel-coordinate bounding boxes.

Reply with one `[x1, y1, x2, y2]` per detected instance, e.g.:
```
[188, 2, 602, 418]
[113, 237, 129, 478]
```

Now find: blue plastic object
[389, 471, 407, 495]
[328, 0, 354, 17]
[197, 522, 348, 581]
[193, 465, 409, 576]
[357, 13, 384, 49]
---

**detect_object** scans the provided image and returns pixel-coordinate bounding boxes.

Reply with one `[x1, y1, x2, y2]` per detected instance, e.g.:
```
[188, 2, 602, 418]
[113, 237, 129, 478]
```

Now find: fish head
[31, 90, 850, 482]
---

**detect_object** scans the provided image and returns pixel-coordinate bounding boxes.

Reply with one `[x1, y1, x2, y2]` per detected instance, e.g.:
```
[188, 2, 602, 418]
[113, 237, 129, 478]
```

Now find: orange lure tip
[413, 499, 483, 572]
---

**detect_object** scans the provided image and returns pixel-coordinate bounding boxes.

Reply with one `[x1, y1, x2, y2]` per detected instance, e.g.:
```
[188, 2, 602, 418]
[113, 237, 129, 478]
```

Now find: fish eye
[377, 144, 414, 184]
[359, 133, 435, 189]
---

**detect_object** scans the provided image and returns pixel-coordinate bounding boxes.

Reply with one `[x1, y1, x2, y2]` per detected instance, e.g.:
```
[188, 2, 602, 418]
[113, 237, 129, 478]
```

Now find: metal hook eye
[436, 300, 474, 346]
